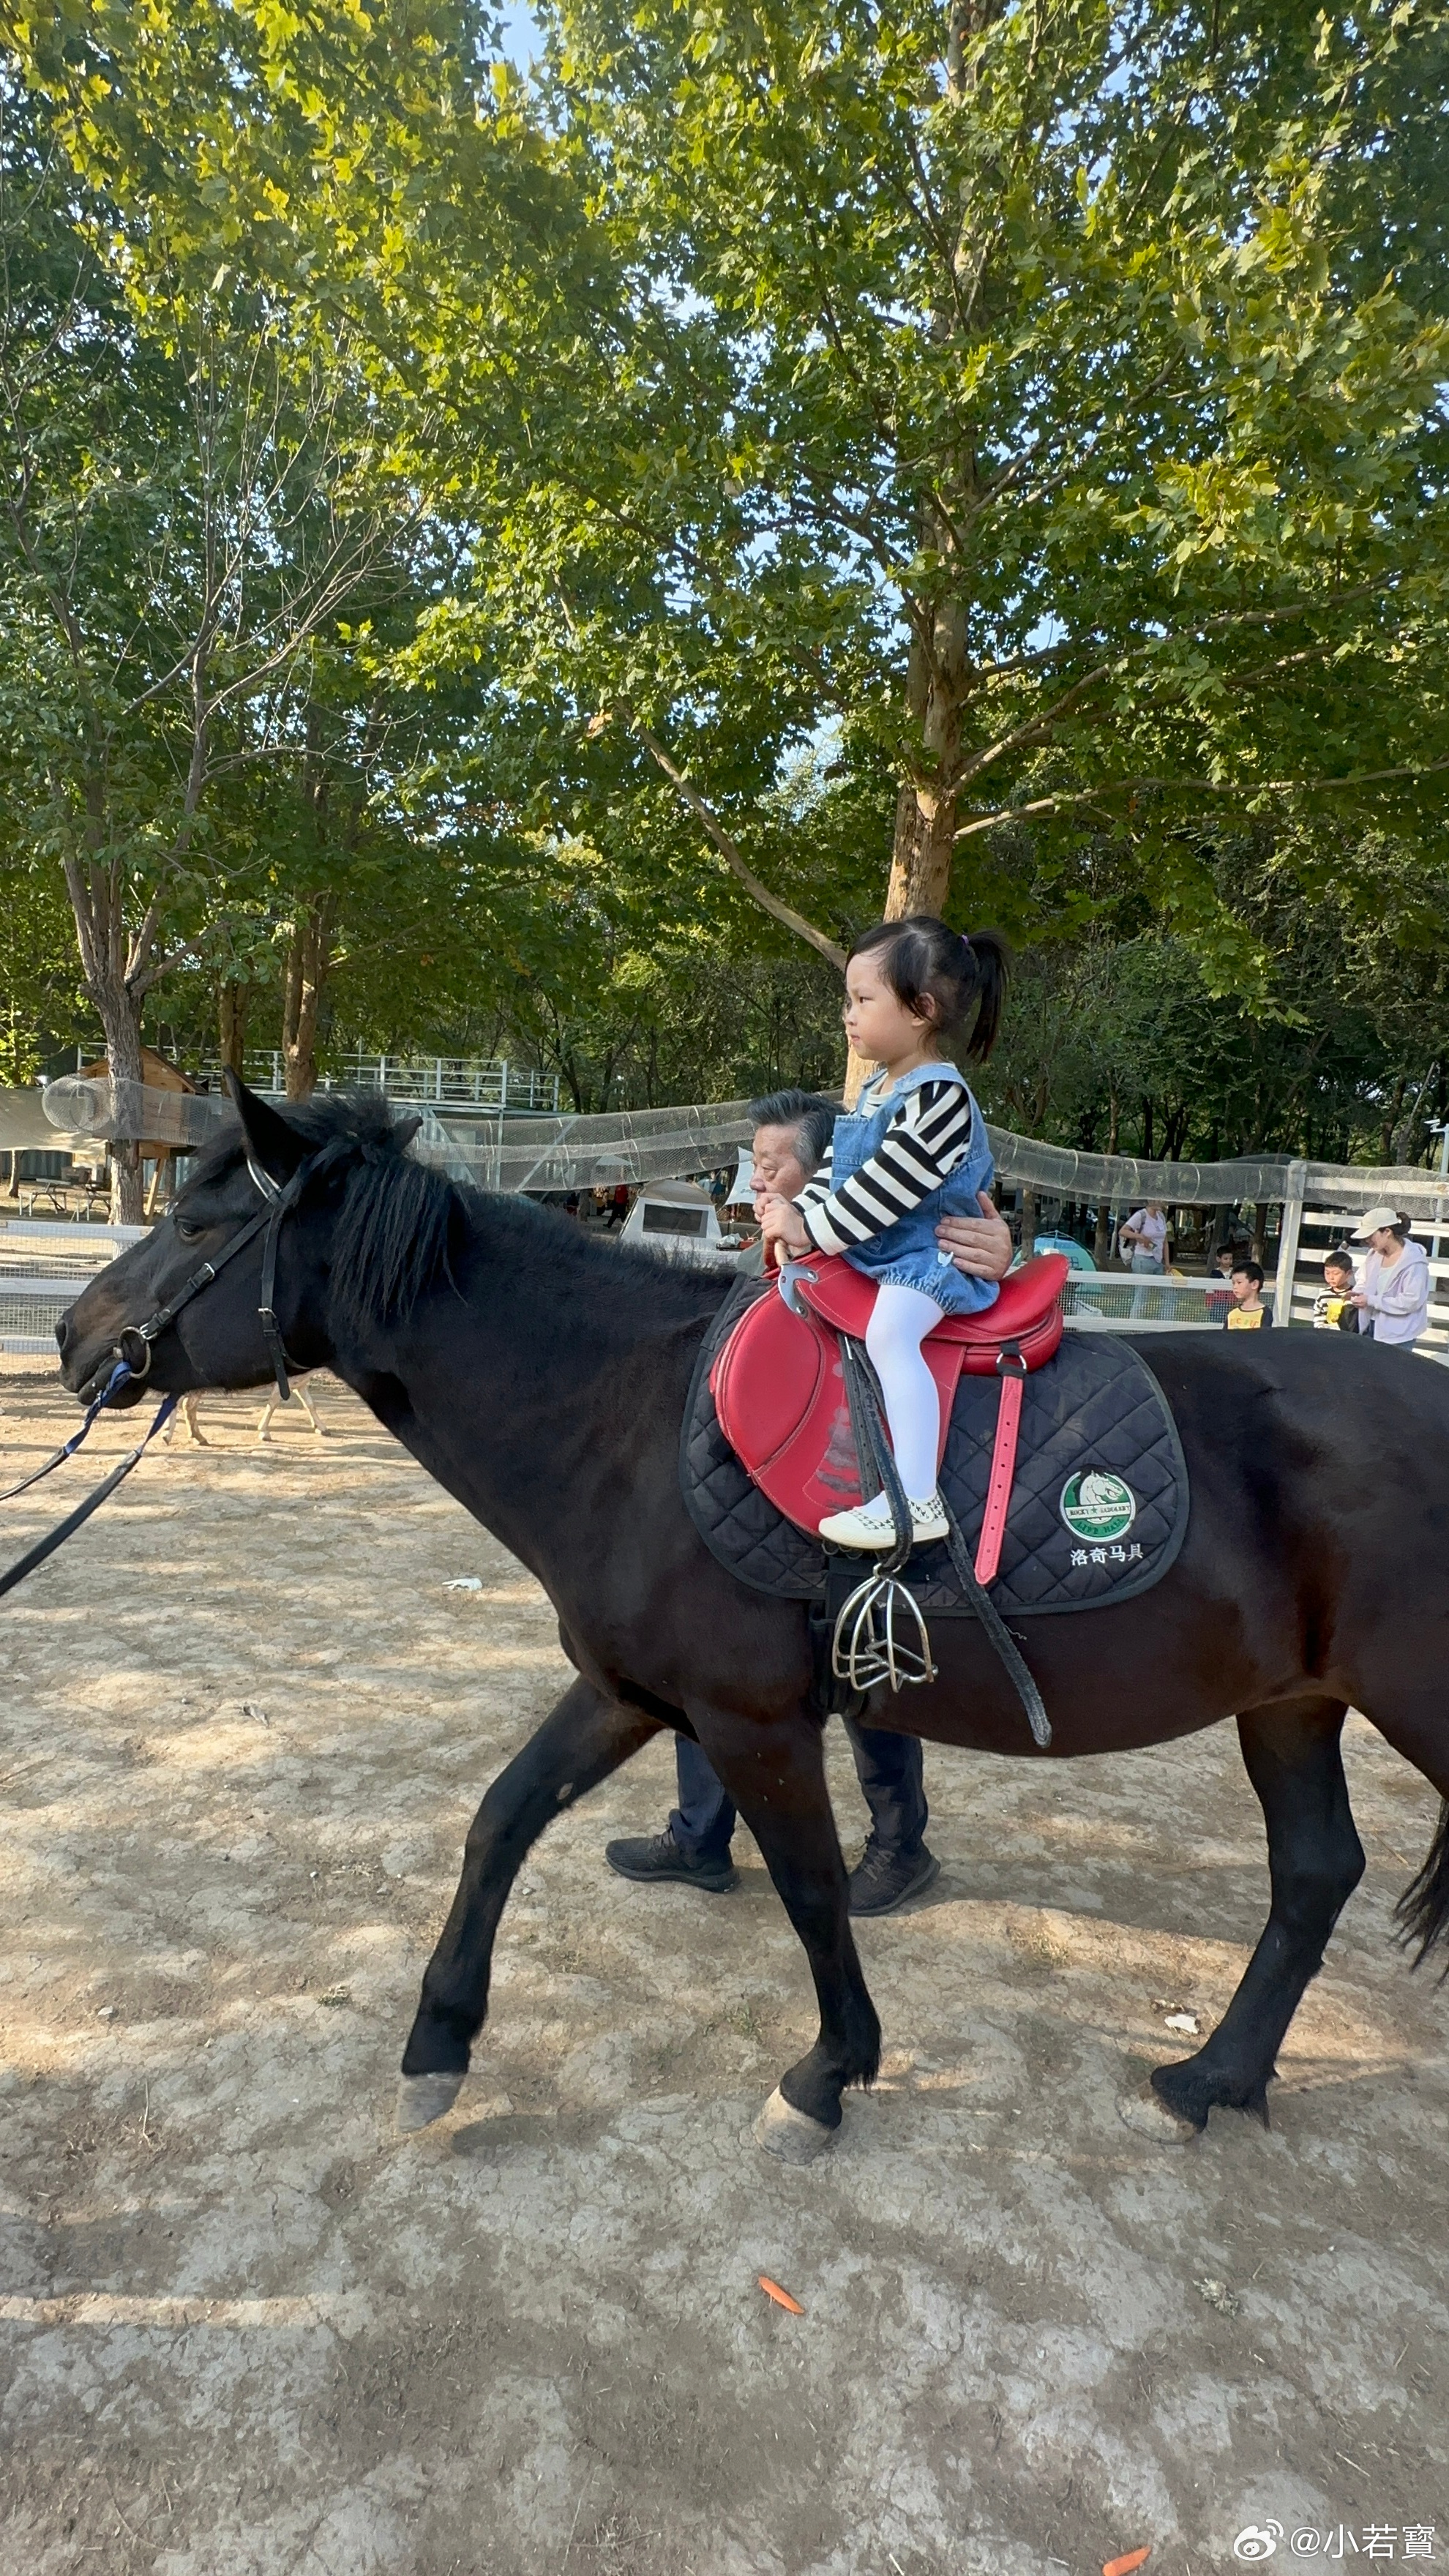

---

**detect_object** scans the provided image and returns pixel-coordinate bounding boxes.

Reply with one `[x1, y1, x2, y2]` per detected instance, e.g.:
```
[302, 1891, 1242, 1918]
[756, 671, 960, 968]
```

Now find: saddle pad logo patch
[1060, 1469, 1137, 1543]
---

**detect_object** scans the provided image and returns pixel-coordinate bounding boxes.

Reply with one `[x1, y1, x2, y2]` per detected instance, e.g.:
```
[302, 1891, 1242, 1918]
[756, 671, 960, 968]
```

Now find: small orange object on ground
[1103, 2549, 1152, 2576]
[757, 2275, 804, 2315]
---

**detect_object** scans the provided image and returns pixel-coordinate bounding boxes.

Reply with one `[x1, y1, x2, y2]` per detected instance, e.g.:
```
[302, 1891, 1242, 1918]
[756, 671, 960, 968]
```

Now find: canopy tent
[0, 1090, 58, 1150]
[725, 1148, 756, 1207]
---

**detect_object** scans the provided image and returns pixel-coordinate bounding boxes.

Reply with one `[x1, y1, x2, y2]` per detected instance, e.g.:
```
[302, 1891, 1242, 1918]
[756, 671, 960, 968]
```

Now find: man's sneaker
[847, 1839, 942, 1917]
[604, 1829, 738, 1895]
[818, 1491, 949, 1551]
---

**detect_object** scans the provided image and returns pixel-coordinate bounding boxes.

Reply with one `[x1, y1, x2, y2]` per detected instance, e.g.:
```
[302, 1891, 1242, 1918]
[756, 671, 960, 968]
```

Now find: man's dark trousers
[670, 1723, 926, 1865]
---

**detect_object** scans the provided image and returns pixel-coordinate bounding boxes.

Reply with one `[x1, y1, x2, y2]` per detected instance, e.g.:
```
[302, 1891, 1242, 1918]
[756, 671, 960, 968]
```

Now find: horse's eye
[175, 1218, 202, 1243]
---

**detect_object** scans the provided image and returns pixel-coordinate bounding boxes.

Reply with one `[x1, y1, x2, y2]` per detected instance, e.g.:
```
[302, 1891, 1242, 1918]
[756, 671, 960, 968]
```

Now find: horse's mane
[194, 1093, 724, 1340]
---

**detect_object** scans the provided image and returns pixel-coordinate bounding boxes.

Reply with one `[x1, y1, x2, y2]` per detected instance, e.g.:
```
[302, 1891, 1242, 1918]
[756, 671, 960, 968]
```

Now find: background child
[1313, 1249, 1358, 1331]
[1224, 1259, 1273, 1329]
[759, 914, 1007, 1551]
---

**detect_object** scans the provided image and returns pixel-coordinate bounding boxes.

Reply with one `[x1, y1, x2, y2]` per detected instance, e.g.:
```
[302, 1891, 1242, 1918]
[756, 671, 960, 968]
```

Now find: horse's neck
[345, 1244, 714, 1581]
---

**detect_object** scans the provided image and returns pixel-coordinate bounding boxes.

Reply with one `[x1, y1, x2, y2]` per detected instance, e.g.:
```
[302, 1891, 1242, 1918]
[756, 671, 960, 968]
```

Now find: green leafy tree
[392, 0, 1449, 1040]
[0, 58, 402, 1204]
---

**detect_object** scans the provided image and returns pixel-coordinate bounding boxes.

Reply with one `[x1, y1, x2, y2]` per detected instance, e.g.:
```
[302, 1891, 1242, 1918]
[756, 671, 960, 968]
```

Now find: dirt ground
[0, 1364, 1445, 2576]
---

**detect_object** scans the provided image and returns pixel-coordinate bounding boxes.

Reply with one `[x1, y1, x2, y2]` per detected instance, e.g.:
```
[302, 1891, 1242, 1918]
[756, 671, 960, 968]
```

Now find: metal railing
[209, 1053, 561, 1112]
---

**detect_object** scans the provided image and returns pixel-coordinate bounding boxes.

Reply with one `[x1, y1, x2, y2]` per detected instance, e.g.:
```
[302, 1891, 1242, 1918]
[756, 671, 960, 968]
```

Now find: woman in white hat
[1349, 1208, 1431, 1347]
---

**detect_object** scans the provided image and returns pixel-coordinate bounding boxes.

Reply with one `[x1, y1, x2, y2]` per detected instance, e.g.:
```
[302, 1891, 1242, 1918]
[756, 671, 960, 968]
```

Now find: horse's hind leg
[397, 1677, 660, 2133]
[1151, 1695, 1363, 2133]
[1345, 1680, 1449, 1972]
[690, 1699, 881, 2159]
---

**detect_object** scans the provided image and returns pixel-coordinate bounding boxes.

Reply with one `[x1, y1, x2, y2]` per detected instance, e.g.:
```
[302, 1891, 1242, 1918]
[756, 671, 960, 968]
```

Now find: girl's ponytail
[961, 928, 1008, 1061]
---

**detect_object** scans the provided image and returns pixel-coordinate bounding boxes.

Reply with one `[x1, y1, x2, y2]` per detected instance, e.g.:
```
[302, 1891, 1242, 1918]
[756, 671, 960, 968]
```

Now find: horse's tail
[1395, 1800, 1449, 1977]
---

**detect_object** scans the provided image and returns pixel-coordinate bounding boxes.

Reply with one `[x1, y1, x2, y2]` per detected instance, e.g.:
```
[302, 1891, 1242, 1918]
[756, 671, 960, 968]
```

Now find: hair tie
[957, 932, 973, 963]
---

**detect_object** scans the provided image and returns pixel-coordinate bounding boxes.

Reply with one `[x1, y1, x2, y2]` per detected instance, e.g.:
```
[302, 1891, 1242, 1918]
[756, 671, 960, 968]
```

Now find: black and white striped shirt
[796, 1079, 975, 1257]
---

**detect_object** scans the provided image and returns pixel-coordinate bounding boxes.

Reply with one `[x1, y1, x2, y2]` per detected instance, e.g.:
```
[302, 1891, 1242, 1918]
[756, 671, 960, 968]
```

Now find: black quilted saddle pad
[681, 1284, 1190, 1617]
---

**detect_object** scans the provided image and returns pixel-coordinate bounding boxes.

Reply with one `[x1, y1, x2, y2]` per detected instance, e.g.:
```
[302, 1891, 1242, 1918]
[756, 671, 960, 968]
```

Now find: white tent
[726, 1147, 755, 1208]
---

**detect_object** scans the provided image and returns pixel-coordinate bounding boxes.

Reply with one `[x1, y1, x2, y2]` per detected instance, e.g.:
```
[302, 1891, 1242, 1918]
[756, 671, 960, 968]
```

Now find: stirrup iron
[831, 1572, 937, 1696]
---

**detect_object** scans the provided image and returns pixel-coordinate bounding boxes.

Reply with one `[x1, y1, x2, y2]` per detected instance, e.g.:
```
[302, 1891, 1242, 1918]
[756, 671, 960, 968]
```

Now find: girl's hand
[759, 1193, 810, 1256]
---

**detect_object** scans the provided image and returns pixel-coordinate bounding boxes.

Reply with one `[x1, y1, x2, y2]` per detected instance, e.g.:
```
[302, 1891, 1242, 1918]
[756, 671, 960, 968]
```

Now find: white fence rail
[1273, 1204, 1449, 1357]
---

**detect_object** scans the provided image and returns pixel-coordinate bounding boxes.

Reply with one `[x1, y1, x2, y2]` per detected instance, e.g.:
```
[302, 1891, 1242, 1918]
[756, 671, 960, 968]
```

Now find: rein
[0, 1137, 341, 1607]
[0, 1387, 178, 1603]
[0, 1358, 135, 1505]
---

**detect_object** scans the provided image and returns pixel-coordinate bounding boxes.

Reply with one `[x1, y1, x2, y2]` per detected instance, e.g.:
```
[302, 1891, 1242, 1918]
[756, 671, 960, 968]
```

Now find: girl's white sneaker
[817, 1491, 948, 1551]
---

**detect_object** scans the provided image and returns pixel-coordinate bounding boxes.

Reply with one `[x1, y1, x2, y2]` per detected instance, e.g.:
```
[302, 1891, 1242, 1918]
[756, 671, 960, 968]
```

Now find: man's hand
[935, 1191, 1014, 1281]
[758, 1191, 810, 1257]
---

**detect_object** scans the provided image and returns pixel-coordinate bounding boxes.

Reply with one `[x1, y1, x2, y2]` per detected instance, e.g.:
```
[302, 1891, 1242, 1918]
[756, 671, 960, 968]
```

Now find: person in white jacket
[1349, 1207, 1431, 1347]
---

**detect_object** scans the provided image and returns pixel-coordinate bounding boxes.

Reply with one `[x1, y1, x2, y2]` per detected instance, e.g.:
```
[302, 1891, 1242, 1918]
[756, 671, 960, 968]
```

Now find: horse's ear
[392, 1112, 423, 1153]
[222, 1070, 310, 1183]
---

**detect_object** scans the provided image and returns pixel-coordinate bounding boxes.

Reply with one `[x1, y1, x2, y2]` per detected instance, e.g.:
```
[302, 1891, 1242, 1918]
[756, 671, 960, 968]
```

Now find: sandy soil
[0, 1365, 1445, 2576]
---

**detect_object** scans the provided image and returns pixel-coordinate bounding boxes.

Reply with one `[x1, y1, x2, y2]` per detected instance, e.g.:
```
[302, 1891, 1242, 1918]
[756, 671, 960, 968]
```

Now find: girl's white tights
[864, 1281, 946, 1500]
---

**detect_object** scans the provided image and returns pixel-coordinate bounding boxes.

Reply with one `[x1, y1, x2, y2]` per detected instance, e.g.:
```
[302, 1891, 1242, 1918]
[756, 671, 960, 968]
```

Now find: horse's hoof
[1117, 2080, 1199, 2146]
[752, 2085, 836, 2164]
[395, 2070, 465, 2134]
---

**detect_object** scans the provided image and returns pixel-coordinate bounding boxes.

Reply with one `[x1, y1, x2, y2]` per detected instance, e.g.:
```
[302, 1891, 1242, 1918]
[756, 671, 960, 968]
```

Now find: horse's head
[56, 1079, 438, 1407]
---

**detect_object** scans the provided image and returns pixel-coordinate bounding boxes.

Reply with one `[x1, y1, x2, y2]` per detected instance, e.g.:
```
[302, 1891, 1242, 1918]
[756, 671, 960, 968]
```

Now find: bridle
[107, 1139, 345, 1407]
[1, 1135, 345, 1605]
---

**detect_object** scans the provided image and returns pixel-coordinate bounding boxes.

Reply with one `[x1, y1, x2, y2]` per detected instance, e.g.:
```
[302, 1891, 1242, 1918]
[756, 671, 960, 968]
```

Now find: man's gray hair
[748, 1088, 838, 1177]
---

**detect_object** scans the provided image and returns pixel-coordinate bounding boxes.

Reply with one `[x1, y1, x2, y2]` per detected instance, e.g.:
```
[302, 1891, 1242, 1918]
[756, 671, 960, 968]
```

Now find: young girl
[758, 914, 1007, 1551]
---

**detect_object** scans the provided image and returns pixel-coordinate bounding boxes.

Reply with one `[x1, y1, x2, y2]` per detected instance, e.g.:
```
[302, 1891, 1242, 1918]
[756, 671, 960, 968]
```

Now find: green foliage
[388, 0, 1449, 940]
[1, 0, 1448, 1166]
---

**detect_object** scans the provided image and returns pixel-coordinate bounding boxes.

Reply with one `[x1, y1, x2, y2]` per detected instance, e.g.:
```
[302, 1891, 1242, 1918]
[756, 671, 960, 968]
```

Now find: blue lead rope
[0, 1359, 135, 1505]
[0, 1375, 177, 1604]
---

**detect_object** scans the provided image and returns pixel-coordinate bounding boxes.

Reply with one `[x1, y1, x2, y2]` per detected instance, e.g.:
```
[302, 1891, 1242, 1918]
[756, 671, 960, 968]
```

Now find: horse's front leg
[397, 1677, 661, 2132]
[690, 1699, 882, 2162]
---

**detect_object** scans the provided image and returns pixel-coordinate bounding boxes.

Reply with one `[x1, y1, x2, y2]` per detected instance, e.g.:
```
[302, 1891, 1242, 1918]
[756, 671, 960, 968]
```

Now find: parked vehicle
[616, 1178, 740, 1268]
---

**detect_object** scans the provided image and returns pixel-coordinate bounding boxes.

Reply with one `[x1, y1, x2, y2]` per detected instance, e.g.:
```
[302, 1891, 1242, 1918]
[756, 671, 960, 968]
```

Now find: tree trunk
[1093, 1090, 1120, 1264]
[1378, 1076, 1407, 1167]
[1019, 1184, 1037, 1258]
[282, 894, 334, 1102]
[93, 973, 146, 1225]
[61, 820, 152, 1224]
[842, 778, 951, 1105]
[886, 778, 956, 921]
[218, 979, 251, 1079]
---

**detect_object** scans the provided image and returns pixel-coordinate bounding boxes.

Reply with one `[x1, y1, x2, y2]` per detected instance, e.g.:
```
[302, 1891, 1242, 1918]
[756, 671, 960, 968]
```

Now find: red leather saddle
[711, 1252, 1068, 1580]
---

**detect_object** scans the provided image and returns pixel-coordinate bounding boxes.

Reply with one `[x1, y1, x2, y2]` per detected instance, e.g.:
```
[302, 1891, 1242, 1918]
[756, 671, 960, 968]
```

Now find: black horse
[56, 1085, 1449, 2157]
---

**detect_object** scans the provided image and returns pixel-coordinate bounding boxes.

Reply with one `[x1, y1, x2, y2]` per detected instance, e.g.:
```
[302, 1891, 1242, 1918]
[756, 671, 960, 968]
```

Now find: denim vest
[828, 1063, 998, 1316]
